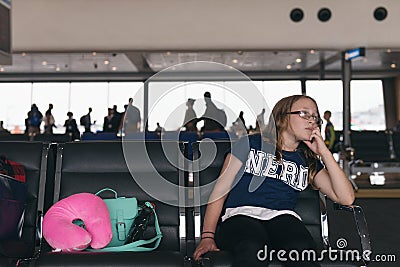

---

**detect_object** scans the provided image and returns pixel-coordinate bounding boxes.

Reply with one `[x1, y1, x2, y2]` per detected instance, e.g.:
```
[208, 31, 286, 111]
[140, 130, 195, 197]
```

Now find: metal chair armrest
[333, 203, 372, 263]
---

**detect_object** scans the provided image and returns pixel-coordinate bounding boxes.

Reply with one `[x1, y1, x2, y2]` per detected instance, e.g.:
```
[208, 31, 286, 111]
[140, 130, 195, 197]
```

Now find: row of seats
[349, 131, 400, 176]
[0, 140, 370, 267]
[350, 131, 400, 162]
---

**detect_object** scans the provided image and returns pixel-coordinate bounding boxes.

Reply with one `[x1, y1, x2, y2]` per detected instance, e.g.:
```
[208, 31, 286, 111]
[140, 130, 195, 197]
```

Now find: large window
[148, 80, 273, 131]
[307, 80, 385, 131]
[32, 83, 70, 133]
[350, 80, 385, 130]
[0, 82, 143, 134]
[306, 80, 343, 131]
[0, 79, 386, 134]
[0, 83, 31, 133]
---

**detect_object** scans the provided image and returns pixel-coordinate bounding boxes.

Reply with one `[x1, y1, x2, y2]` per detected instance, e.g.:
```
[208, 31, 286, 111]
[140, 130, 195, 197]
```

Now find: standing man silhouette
[323, 110, 335, 152]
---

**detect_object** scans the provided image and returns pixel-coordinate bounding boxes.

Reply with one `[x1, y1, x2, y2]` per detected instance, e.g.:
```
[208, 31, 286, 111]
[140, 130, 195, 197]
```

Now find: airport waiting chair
[350, 131, 393, 162]
[191, 140, 371, 267]
[123, 131, 160, 140]
[81, 131, 119, 141]
[28, 141, 188, 267]
[162, 131, 199, 159]
[33, 134, 71, 143]
[392, 132, 400, 160]
[0, 134, 29, 141]
[349, 130, 400, 178]
[201, 131, 236, 141]
[0, 142, 51, 267]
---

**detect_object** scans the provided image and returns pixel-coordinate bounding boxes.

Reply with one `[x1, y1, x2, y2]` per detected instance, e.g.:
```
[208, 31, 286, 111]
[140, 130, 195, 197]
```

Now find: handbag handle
[95, 188, 118, 199]
[89, 200, 162, 252]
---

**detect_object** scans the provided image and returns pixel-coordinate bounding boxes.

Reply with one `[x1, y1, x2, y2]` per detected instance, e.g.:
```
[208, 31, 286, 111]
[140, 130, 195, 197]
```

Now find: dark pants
[216, 214, 321, 267]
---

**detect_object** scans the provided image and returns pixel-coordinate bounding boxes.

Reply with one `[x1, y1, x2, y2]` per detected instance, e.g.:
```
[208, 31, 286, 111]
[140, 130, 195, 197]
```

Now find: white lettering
[245, 149, 266, 176]
[262, 154, 279, 179]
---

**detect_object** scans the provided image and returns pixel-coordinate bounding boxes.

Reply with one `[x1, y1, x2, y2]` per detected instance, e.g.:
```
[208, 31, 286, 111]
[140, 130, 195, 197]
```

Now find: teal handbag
[91, 188, 162, 252]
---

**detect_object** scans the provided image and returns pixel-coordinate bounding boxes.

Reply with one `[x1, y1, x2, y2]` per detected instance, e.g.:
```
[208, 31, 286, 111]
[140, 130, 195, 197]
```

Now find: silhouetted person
[28, 104, 43, 139]
[232, 111, 247, 137]
[0, 121, 10, 134]
[198, 92, 226, 132]
[44, 103, 56, 134]
[64, 112, 80, 140]
[256, 108, 266, 132]
[155, 122, 165, 135]
[81, 107, 95, 133]
[103, 108, 119, 132]
[123, 98, 141, 133]
[183, 98, 198, 132]
[323, 110, 335, 152]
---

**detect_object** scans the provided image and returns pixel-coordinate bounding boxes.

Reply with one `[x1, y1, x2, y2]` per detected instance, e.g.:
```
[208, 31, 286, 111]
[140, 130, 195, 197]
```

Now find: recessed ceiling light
[387, 49, 392, 53]
[232, 59, 238, 64]
[296, 58, 302, 63]
[166, 51, 171, 55]
[286, 64, 292, 70]
[390, 63, 396, 69]
[111, 66, 117, 71]
[92, 52, 97, 56]
[42, 61, 47, 66]
[104, 60, 110, 65]
[21, 52, 26, 56]
[55, 66, 61, 72]
[310, 49, 315, 54]
[0, 67, 4, 72]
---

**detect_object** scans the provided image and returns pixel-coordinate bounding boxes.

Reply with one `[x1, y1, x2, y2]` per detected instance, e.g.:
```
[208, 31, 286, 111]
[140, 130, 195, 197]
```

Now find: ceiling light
[232, 59, 238, 64]
[310, 49, 315, 54]
[55, 66, 61, 72]
[237, 50, 243, 55]
[104, 60, 110, 65]
[295, 58, 302, 63]
[166, 51, 171, 55]
[286, 64, 292, 70]
[111, 66, 117, 71]
[21, 52, 26, 56]
[387, 49, 392, 53]
[0, 67, 4, 72]
[390, 63, 396, 69]
[92, 52, 97, 56]
[42, 61, 47, 66]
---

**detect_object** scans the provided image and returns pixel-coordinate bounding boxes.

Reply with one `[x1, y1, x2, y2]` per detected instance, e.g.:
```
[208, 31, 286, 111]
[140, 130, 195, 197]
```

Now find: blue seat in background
[81, 132, 119, 141]
[162, 131, 199, 159]
[123, 131, 160, 140]
[202, 131, 236, 141]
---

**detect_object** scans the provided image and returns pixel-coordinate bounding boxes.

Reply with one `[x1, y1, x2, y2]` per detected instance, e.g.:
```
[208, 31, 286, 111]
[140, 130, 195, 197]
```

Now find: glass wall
[350, 80, 385, 130]
[307, 79, 385, 132]
[0, 82, 143, 134]
[306, 80, 343, 131]
[0, 79, 386, 134]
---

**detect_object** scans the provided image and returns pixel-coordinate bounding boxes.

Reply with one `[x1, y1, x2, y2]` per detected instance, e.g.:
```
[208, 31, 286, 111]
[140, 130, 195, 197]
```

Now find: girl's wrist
[201, 231, 215, 239]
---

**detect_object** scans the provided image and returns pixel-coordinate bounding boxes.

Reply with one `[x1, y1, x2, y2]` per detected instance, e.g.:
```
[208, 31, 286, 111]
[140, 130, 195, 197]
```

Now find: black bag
[0, 173, 27, 239]
[80, 115, 87, 126]
[0, 155, 26, 183]
[216, 108, 227, 127]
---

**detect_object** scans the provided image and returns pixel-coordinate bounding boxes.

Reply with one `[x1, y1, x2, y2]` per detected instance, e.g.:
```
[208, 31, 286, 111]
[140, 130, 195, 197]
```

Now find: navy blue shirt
[224, 134, 324, 211]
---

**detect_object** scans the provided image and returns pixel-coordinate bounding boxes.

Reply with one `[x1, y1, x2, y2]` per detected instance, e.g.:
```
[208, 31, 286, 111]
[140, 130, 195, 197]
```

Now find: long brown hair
[263, 95, 321, 185]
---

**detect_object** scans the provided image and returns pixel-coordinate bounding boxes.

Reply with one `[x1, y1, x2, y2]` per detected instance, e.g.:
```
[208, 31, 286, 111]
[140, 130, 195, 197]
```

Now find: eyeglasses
[286, 110, 323, 125]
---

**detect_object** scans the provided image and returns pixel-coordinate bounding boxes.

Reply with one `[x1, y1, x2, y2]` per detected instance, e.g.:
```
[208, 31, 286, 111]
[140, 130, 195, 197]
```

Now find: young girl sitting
[193, 95, 355, 266]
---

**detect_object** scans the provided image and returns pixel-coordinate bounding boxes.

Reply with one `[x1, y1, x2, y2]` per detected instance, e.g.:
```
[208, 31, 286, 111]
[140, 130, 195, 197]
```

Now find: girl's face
[286, 97, 320, 141]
